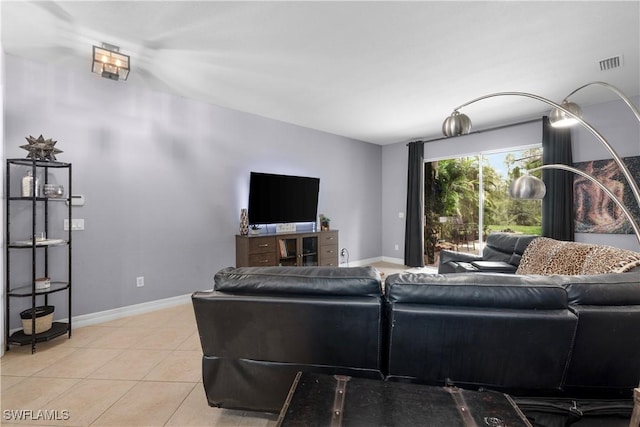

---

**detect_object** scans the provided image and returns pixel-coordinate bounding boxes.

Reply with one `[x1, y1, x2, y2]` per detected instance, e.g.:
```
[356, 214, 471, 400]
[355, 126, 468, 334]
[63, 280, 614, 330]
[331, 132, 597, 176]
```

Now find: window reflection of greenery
[424, 148, 542, 264]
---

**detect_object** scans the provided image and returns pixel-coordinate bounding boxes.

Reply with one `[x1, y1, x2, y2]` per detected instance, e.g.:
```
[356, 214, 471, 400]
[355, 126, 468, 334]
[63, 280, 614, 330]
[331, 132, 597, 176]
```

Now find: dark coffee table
[277, 372, 533, 426]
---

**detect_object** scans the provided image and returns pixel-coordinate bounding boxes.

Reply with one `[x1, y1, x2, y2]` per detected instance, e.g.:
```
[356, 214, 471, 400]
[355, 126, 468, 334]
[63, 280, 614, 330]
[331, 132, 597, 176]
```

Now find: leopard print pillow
[516, 237, 640, 275]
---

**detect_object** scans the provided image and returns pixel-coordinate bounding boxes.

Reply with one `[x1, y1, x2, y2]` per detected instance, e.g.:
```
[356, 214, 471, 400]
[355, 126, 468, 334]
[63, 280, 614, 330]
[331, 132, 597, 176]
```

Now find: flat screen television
[248, 172, 320, 225]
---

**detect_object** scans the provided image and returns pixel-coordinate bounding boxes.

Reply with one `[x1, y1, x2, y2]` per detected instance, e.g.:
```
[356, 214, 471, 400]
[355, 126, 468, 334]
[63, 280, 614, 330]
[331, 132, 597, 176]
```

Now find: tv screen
[248, 172, 320, 224]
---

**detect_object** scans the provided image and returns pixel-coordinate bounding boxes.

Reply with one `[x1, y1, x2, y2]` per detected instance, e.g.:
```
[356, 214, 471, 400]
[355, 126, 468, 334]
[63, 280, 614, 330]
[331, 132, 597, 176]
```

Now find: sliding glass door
[424, 146, 542, 265]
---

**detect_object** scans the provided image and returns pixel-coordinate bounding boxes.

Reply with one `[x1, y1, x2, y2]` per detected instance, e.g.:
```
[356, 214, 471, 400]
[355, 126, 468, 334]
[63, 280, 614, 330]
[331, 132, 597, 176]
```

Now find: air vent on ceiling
[598, 55, 623, 71]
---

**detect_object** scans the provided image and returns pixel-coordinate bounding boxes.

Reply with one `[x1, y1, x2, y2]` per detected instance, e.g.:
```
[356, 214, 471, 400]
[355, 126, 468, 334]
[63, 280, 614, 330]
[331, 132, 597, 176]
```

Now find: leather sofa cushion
[483, 233, 537, 265]
[509, 235, 538, 265]
[386, 304, 577, 391]
[560, 272, 640, 305]
[214, 266, 382, 297]
[385, 272, 567, 309]
[485, 232, 519, 254]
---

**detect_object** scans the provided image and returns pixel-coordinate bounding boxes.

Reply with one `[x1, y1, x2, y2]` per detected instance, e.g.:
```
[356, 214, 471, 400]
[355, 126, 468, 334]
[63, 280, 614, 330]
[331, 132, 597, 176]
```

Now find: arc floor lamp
[441, 81, 640, 245]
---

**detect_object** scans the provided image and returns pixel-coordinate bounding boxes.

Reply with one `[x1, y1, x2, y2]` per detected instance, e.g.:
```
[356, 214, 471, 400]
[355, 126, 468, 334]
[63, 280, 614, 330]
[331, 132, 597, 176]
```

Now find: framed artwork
[573, 155, 640, 234]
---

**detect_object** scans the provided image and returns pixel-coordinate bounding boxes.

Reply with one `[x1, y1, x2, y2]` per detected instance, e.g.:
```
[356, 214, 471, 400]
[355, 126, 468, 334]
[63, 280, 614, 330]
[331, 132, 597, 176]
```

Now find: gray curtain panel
[405, 141, 425, 267]
[542, 116, 575, 241]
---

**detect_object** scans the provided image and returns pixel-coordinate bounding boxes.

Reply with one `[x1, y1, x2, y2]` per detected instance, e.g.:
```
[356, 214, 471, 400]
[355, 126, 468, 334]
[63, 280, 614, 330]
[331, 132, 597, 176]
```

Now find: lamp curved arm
[529, 164, 640, 243]
[562, 81, 640, 123]
[451, 91, 640, 211]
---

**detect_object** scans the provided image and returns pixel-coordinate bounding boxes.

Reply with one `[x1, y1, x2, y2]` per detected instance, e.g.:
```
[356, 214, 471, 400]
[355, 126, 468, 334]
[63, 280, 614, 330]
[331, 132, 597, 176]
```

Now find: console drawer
[249, 252, 277, 266]
[248, 236, 276, 254]
[319, 244, 339, 266]
[318, 231, 338, 246]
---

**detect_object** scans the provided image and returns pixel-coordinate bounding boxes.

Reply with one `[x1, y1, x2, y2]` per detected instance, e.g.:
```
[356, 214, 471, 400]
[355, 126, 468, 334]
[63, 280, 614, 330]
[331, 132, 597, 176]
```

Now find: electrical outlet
[136, 276, 144, 287]
[340, 248, 347, 257]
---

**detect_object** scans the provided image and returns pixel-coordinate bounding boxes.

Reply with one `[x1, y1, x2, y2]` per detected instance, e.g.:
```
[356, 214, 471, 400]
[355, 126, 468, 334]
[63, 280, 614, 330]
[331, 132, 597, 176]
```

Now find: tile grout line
[87, 378, 140, 427]
[2, 303, 279, 426]
[163, 382, 201, 427]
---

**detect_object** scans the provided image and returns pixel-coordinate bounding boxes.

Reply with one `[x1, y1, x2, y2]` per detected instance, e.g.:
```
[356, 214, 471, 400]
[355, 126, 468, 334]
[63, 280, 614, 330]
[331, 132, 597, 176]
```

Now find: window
[424, 146, 542, 265]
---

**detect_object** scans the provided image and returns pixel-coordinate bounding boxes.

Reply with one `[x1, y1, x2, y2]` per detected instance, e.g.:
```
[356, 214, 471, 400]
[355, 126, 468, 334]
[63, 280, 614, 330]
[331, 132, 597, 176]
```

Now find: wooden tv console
[236, 230, 338, 267]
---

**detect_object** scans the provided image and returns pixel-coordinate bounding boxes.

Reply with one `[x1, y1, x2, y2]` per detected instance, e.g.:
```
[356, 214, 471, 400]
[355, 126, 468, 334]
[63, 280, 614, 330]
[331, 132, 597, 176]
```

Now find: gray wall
[3, 55, 382, 327]
[381, 96, 640, 261]
[381, 142, 408, 263]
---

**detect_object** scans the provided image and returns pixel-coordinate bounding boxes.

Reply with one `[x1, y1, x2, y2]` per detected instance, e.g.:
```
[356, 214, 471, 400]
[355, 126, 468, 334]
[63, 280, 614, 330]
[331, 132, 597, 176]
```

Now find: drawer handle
[258, 259, 269, 263]
[327, 250, 334, 253]
[258, 244, 270, 247]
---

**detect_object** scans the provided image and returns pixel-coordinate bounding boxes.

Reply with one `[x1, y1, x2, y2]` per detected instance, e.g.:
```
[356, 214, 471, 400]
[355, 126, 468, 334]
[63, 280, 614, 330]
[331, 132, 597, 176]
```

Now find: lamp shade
[508, 175, 547, 199]
[442, 111, 472, 137]
[549, 100, 582, 128]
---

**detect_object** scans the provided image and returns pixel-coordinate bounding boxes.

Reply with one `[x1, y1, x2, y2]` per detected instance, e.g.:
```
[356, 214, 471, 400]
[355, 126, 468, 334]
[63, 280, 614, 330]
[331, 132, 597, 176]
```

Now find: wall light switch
[64, 219, 85, 230]
[398, 212, 404, 219]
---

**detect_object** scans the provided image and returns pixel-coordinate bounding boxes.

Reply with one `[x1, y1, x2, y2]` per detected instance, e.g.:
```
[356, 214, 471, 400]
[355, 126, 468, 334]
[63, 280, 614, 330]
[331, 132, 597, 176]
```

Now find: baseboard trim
[71, 293, 193, 328]
[381, 256, 405, 265]
[339, 256, 383, 267]
[8, 293, 194, 335]
[339, 256, 409, 267]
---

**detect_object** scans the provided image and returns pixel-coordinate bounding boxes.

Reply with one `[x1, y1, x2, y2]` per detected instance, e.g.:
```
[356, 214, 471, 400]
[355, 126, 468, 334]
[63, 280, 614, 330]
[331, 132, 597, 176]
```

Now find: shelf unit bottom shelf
[8, 322, 70, 346]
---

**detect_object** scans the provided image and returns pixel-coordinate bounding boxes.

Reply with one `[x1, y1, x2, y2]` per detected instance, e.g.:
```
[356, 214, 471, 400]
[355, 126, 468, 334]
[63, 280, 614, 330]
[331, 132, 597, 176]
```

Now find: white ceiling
[2, 1, 639, 145]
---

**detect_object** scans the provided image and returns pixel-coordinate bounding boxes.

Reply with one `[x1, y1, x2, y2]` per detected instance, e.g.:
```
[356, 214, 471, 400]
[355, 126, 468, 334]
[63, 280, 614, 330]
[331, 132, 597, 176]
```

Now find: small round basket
[20, 305, 54, 335]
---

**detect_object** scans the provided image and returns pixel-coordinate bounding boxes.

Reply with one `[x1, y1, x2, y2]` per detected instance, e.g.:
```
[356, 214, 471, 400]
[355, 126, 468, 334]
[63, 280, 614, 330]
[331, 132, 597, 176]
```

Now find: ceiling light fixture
[92, 43, 130, 81]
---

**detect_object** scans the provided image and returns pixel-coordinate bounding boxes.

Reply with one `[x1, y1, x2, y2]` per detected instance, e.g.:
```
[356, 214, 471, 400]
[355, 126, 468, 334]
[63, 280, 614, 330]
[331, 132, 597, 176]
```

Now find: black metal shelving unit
[5, 158, 72, 353]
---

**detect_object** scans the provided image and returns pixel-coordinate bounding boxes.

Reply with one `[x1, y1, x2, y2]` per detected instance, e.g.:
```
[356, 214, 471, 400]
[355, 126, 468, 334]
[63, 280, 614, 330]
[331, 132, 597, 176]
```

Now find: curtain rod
[406, 117, 542, 146]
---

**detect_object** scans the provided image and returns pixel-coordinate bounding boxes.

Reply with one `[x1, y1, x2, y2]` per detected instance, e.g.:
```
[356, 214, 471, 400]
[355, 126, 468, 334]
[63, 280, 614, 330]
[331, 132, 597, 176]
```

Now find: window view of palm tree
[424, 147, 542, 265]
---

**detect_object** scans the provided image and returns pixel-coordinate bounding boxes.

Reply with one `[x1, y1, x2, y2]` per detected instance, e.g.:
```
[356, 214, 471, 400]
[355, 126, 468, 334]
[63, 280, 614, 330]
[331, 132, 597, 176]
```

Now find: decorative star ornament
[19, 135, 63, 161]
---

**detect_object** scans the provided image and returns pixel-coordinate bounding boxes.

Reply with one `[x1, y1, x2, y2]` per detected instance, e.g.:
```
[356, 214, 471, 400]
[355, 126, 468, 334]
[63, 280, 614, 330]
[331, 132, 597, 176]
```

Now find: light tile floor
[0, 262, 417, 427]
[1, 304, 278, 427]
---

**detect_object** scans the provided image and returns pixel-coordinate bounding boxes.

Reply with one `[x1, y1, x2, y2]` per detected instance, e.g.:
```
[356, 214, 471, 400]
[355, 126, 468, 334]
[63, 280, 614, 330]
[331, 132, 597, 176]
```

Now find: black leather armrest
[213, 266, 382, 297]
[471, 261, 517, 274]
[438, 250, 483, 273]
[385, 272, 568, 309]
[561, 272, 640, 305]
[439, 250, 483, 264]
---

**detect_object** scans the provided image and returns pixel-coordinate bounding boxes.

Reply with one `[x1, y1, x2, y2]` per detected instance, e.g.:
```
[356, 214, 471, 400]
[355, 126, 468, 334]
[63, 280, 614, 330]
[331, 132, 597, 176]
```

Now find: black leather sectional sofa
[192, 263, 640, 413]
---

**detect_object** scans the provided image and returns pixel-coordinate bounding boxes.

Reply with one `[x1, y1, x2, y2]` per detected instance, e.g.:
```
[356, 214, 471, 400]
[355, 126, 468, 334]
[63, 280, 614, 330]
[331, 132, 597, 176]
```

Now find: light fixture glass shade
[549, 100, 582, 128]
[442, 111, 472, 137]
[508, 175, 547, 199]
[92, 44, 130, 81]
